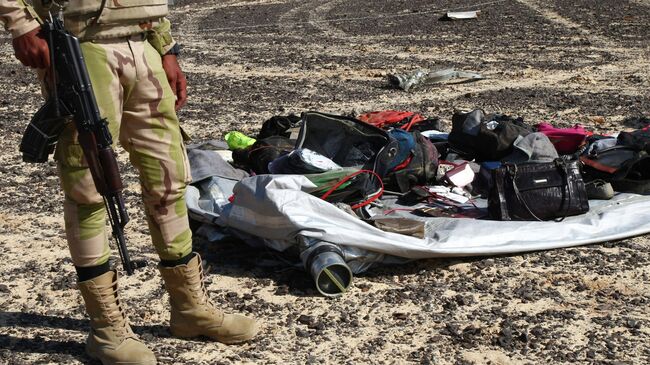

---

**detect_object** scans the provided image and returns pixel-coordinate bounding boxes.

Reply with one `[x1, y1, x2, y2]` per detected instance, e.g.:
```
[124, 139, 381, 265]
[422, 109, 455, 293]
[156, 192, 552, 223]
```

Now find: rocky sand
[1, 0, 649, 364]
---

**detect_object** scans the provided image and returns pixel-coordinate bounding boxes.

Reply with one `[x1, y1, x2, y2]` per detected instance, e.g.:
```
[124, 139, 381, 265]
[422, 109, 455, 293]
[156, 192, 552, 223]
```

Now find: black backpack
[257, 114, 301, 140]
[580, 134, 650, 194]
[232, 136, 294, 175]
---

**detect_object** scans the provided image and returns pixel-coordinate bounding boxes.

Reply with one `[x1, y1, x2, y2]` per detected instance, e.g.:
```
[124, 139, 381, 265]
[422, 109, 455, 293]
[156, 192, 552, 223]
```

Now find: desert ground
[1, 0, 650, 364]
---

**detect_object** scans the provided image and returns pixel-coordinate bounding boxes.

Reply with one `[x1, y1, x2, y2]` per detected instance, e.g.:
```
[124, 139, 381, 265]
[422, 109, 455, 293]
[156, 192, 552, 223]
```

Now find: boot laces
[186, 264, 219, 315]
[96, 281, 133, 339]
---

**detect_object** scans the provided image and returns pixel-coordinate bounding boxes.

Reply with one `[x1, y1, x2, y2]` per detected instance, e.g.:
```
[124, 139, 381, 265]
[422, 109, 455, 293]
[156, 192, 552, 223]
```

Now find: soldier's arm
[162, 53, 187, 110]
[0, 0, 48, 68]
[0, 0, 39, 38]
[149, 17, 187, 110]
[147, 17, 176, 56]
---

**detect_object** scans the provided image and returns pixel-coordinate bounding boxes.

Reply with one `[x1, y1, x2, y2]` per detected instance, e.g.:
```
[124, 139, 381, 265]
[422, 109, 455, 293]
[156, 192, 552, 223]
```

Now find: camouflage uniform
[2, 5, 258, 360]
[0, 0, 38, 37]
[1, 0, 193, 266]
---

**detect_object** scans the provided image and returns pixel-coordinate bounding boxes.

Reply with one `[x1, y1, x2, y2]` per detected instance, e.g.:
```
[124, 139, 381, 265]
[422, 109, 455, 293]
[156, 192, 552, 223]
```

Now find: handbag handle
[507, 159, 571, 221]
[554, 159, 572, 222]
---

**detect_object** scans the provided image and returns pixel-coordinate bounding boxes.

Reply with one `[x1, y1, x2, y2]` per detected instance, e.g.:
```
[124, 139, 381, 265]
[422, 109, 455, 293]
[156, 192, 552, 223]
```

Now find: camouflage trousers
[53, 36, 193, 267]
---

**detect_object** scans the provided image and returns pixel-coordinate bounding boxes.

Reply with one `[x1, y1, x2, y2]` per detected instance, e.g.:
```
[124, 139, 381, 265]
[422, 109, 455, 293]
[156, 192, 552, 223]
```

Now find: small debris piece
[388, 68, 483, 91]
[442, 11, 480, 20]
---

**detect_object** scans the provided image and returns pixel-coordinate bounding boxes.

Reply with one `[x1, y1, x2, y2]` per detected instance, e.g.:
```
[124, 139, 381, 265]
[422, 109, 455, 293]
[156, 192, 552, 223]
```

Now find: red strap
[392, 154, 413, 171]
[401, 114, 425, 131]
[580, 155, 619, 174]
[319, 169, 384, 209]
[358, 110, 423, 130]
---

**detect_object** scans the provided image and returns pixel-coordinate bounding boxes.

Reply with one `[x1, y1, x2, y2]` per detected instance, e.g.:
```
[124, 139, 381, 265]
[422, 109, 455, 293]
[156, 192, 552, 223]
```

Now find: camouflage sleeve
[0, 0, 40, 38]
[147, 17, 176, 56]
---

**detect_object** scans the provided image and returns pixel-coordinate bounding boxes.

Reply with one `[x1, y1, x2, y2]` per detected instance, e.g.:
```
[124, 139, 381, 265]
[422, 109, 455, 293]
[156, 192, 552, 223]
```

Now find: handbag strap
[507, 164, 544, 221]
[495, 168, 510, 220]
[507, 159, 572, 222]
[554, 159, 576, 222]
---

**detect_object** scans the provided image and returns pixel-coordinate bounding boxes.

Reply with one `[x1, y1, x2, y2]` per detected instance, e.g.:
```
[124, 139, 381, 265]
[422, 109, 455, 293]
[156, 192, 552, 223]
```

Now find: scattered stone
[295, 328, 311, 338]
[298, 314, 315, 326]
[274, 285, 290, 295]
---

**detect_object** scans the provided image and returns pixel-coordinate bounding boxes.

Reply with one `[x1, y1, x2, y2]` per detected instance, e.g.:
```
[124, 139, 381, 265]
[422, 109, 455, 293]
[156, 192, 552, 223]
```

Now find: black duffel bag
[488, 159, 589, 221]
[296, 111, 397, 207]
[448, 109, 532, 162]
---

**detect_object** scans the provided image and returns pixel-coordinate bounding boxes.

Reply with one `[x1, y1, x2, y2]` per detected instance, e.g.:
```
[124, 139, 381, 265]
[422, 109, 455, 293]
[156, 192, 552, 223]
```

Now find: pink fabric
[536, 122, 590, 154]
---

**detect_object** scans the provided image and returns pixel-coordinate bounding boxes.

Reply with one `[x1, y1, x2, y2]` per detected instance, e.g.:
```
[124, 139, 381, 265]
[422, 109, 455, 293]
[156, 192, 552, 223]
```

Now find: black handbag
[488, 159, 589, 221]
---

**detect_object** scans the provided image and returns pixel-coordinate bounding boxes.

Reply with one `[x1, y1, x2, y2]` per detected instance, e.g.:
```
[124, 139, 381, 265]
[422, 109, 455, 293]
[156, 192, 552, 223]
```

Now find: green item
[304, 167, 359, 194]
[225, 131, 256, 150]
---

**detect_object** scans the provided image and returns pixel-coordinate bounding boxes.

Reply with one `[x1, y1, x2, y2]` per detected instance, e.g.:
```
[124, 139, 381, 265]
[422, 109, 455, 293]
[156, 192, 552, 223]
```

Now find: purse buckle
[505, 163, 518, 177]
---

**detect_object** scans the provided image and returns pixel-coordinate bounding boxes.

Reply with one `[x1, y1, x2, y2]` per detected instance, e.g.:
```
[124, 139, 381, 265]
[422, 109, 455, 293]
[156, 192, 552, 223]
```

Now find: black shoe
[585, 180, 614, 200]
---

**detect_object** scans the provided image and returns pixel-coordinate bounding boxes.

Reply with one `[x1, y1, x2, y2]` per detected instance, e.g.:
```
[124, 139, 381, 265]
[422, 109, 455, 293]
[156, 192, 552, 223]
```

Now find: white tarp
[187, 173, 650, 260]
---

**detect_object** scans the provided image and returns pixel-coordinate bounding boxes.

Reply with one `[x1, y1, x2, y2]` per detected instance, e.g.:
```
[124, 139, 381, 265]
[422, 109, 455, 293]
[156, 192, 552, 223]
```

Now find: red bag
[536, 122, 591, 155]
[357, 110, 426, 131]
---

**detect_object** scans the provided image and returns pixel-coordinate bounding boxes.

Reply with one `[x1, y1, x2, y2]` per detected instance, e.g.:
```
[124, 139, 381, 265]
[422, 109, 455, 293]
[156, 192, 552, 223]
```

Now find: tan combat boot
[78, 270, 157, 365]
[158, 254, 259, 344]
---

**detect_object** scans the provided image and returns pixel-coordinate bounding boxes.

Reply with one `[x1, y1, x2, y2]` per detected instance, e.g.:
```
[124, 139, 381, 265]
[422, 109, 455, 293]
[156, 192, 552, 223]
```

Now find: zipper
[588, 144, 635, 158]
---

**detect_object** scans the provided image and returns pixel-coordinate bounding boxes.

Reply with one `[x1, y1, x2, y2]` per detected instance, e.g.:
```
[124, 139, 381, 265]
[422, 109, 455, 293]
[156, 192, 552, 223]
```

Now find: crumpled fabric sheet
[186, 141, 249, 182]
[188, 173, 650, 261]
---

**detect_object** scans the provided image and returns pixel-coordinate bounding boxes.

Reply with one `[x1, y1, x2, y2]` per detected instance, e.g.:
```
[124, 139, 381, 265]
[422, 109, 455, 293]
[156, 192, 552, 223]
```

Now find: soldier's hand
[161, 54, 187, 110]
[12, 27, 50, 69]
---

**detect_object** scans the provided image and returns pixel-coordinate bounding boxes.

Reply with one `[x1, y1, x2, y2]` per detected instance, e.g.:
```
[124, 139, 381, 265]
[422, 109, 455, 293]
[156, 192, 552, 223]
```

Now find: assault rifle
[20, 16, 137, 275]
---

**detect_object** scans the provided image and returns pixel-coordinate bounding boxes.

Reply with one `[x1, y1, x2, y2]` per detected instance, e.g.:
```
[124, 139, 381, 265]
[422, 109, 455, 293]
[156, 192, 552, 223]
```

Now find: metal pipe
[298, 237, 352, 297]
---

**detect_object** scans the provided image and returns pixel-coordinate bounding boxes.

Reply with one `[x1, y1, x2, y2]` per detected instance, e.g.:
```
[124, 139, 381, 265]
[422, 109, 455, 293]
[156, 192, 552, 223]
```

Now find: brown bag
[488, 159, 589, 221]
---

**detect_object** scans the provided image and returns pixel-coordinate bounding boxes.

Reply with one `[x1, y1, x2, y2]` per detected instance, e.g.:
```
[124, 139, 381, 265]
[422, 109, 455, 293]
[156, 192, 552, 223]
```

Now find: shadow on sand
[0, 311, 169, 362]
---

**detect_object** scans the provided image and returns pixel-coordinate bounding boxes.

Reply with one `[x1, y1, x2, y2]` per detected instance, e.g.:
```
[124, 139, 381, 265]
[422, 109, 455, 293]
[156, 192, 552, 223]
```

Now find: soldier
[0, 1, 258, 364]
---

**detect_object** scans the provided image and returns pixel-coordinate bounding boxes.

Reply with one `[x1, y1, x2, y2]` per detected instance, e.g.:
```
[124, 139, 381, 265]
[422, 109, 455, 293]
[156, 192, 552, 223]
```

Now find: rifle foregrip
[98, 147, 124, 193]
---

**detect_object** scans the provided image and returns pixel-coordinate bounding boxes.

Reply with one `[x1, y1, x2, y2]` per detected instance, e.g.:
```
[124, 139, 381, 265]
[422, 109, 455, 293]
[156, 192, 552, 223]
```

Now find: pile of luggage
[188, 111, 650, 296]
[225, 110, 650, 222]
